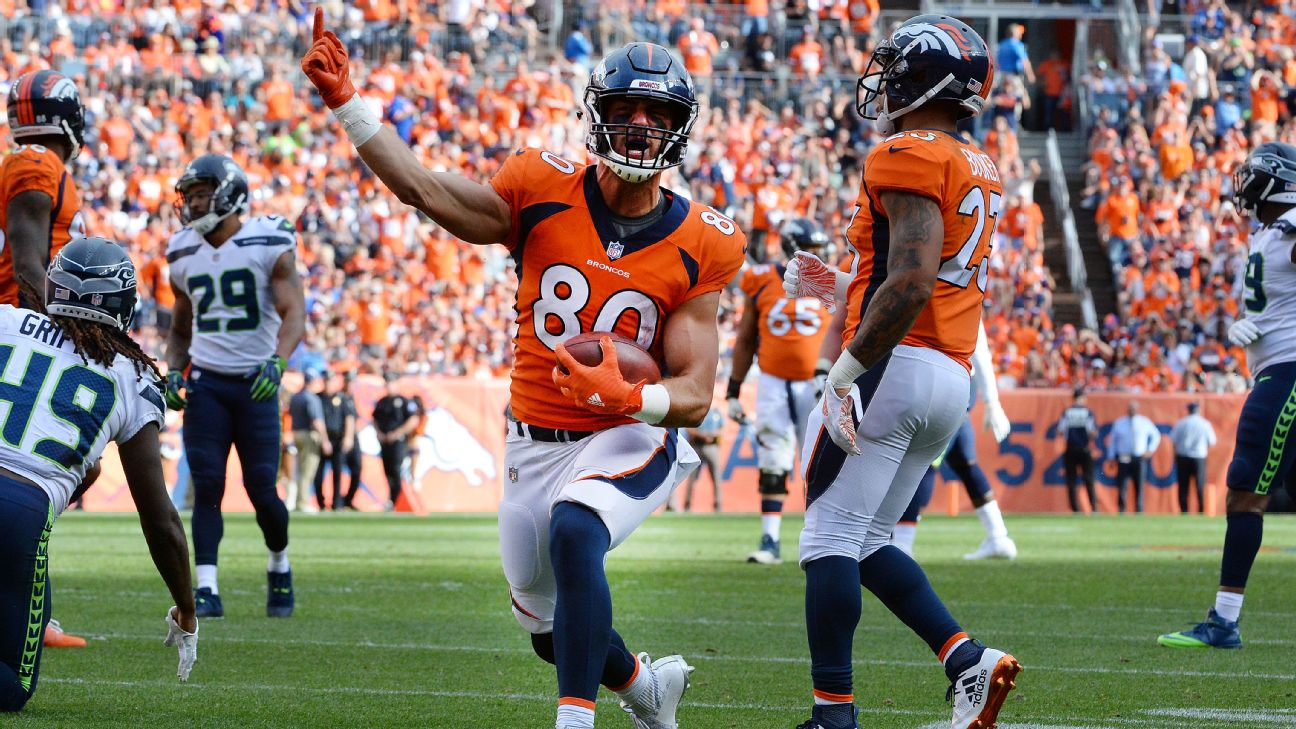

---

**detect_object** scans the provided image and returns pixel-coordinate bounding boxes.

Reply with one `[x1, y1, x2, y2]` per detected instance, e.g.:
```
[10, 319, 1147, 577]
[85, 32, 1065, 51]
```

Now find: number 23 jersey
[166, 216, 297, 375]
[0, 306, 164, 515]
[843, 130, 1002, 370]
[491, 148, 746, 431]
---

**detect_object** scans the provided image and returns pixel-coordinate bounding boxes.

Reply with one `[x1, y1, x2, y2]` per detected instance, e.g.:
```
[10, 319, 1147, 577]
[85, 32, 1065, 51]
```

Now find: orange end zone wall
[79, 380, 1246, 516]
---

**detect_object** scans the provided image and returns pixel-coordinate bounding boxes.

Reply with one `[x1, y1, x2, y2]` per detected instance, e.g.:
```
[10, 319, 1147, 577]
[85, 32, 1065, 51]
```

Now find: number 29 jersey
[491, 149, 746, 431]
[166, 216, 297, 375]
[0, 306, 164, 515]
[842, 130, 1002, 370]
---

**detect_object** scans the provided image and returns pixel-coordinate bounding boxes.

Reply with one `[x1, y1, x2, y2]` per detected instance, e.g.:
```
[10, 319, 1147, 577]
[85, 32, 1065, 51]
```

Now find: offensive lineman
[163, 154, 307, 619]
[1159, 142, 1296, 648]
[305, 11, 745, 729]
[728, 218, 833, 564]
[786, 16, 1020, 729]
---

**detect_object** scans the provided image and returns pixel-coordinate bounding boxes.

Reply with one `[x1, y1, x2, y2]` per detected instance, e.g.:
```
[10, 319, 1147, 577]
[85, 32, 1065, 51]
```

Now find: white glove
[1227, 318, 1262, 348]
[822, 384, 863, 456]
[783, 251, 843, 312]
[984, 399, 1011, 444]
[726, 397, 747, 424]
[164, 608, 197, 682]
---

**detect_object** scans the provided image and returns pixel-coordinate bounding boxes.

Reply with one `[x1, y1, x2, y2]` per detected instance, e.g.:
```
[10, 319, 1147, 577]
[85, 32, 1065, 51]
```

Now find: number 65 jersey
[0, 306, 164, 515]
[491, 148, 746, 431]
[166, 216, 297, 375]
[843, 130, 1002, 370]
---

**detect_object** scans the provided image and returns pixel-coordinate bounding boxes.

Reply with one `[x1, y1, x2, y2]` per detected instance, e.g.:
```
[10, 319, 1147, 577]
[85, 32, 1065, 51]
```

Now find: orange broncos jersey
[842, 130, 1002, 370]
[0, 144, 85, 305]
[491, 148, 746, 431]
[739, 263, 830, 381]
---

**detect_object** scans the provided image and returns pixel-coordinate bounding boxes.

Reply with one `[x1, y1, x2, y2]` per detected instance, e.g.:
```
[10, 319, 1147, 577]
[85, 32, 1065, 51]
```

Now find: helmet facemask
[175, 174, 248, 236]
[584, 88, 697, 184]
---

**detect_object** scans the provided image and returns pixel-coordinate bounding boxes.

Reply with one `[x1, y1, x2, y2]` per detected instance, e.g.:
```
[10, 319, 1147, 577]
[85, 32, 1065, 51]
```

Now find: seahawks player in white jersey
[1160, 142, 1296, 649]
[0, 237, 196, 710]
[163, 154, 306, 619]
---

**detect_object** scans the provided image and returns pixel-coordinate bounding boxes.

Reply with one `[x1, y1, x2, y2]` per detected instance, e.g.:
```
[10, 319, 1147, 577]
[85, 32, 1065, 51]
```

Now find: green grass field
[12, 511, 1296, 728]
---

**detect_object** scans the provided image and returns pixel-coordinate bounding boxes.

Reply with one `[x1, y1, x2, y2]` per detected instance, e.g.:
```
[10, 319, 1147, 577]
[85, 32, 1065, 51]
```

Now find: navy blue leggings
[0, 480, 52, 711]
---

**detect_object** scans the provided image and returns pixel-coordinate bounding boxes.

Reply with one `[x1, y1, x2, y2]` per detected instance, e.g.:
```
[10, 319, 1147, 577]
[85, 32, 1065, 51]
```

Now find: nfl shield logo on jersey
[508, 465, 519, 483]
[607, 240, 624, 261]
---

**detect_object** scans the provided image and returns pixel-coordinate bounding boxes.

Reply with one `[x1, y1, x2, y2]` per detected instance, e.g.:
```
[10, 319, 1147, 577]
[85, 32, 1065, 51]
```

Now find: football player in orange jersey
[0, 71, 87, 308]
[727, 218, 832, 564]
[304, 12, 745, 729]
[784, 16, 1020, 729]
[1, 70, 90, 650]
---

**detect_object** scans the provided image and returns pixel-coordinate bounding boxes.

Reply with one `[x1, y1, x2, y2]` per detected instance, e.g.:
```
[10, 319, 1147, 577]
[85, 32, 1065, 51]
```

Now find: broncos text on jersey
[0, 144, 85, 305]
[740, 263, 830, 381]
[843, 130, 1002, 370]
[166, 215, 297, 375]
[490, 148, 746, 431]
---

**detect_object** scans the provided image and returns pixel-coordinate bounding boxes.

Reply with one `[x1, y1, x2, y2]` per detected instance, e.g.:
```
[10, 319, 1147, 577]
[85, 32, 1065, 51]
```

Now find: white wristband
[827, 349, 867, 390]
[332, 94, 382, 148]
[632, 383, 670, 425]
[834, 269, 852, 305]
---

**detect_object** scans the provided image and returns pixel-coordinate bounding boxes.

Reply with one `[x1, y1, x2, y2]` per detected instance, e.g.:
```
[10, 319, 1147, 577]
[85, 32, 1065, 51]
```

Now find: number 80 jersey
[843, 130, 1003, 371]
[491, 149, 746, 431]
[166, 216, 297, 375]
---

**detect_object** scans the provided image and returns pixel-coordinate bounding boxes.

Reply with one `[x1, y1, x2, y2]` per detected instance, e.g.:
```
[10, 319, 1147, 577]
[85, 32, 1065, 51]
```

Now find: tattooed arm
[841, 190, 944, 368]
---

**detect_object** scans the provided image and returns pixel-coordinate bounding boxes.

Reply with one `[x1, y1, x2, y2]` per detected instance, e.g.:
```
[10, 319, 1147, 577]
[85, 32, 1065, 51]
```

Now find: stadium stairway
[1020, 129, 1116, 328]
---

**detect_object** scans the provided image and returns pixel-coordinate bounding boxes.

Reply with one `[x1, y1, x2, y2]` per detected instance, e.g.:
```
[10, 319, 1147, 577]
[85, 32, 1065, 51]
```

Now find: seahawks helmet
[857, 14, 993, 134]
[174, 154, 250, 235]
[46, 237, 138, 332]
[780, 217, 832, 260]
[583, 43, 699, 183]
[7, 70, 86, 159]
[1233, 142, 1296, 214]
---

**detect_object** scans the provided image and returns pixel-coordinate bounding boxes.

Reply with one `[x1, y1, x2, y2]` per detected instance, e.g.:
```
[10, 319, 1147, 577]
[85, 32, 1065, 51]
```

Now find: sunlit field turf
[15, 511, 1296, 728]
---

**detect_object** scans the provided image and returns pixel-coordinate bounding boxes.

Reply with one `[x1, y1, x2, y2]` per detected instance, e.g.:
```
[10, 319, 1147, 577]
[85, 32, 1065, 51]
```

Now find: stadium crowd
[1061, 0, 1288, 394]
[0, 0, 1143, 394]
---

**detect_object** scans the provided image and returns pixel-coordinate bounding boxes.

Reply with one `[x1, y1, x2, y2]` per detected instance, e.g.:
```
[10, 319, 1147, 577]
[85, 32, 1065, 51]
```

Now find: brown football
[558, 332, 662, 384]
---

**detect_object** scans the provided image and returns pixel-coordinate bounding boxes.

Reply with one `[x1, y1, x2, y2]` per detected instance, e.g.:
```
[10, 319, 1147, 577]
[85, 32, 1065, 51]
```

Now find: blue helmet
[7, 70, 86, 159]
[175, 153, 250, 235]
[583, 42, 699, 183]
[780, 217, 832, 260]
[45, 237, 138, 332]
[857, 15, 993, 133]
[1233, 141, 1296, 213]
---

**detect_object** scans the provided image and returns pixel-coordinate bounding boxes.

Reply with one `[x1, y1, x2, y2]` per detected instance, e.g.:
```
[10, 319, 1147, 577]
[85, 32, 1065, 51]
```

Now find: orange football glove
[301, 7, 357, 109]
[552, 337, 645, 416]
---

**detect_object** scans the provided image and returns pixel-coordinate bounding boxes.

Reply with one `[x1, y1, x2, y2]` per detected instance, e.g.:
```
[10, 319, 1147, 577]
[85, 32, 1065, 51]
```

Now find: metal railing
[1046, 129, 1098, 330]
[1115, 0, 1142, 74]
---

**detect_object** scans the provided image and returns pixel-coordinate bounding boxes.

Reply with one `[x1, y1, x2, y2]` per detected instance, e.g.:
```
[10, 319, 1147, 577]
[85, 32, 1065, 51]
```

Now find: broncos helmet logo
[41, 75, 81, 101]
[894, 22, 973, 60]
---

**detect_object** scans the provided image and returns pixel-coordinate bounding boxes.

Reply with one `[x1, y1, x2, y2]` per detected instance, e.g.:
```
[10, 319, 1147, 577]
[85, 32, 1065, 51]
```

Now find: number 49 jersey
[166, 215, 297, 375]
[0, 306, 164, 515]
[491, 148, 746, 431]
[1241, 208, 1296, 376]
[843, 130, 1002, 370]
[739, 263, 830, 381]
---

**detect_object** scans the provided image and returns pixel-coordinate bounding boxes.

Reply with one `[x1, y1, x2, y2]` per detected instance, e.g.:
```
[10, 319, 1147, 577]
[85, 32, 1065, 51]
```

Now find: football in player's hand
[559, 332, 661, 384]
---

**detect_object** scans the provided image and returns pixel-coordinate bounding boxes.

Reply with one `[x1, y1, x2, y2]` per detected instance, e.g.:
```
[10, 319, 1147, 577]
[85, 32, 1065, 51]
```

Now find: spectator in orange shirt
[789, 26, 825, 78]
[678, 17, 719, 79]
[1097, 177, 1141, 268]
[1036, 50, 1069, 130]
[262, 64, 296, 127]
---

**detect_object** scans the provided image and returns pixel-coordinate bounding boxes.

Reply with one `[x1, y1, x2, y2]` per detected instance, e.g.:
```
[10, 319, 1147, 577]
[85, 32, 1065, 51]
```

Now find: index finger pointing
[313, 6, 324, 43]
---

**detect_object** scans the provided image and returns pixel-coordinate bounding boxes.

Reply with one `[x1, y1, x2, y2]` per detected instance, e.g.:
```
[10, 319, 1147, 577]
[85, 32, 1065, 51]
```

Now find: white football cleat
[620, 652, 694, 729]
[963, 537, 1017, 561]
[949, 647, 1022, 729]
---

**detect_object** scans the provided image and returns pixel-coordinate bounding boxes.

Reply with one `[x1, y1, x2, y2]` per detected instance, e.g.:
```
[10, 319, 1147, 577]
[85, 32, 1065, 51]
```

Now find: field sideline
[13, 512, 1296, 728]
